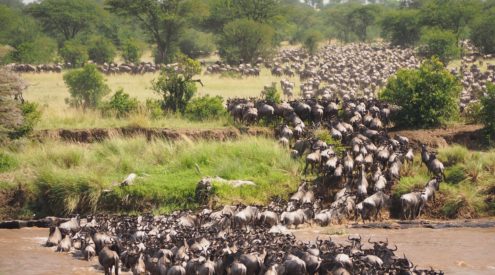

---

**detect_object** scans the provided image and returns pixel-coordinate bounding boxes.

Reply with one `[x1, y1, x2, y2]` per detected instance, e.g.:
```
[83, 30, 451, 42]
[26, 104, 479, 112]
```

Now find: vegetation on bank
[0, 137, 300, 219]
[394, 145, 495, 219]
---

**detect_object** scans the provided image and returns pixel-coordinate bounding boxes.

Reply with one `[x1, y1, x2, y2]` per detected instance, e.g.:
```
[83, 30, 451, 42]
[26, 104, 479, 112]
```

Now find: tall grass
[392, 145, 495, 219]
[0, 137, 300, 216]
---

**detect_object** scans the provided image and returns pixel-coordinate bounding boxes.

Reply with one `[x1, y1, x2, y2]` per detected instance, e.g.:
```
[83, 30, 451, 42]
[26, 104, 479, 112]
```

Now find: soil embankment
[34, 126, 273, 143]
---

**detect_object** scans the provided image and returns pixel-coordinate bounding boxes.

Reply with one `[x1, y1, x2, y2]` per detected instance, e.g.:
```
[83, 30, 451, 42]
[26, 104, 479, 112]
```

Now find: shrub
[152, 55, 201, 114]
[470, 10, 495, 54]
[185, 95, 226, 121]
[0, 152, 17, 172]
[60, 40, 88, 68]
[445, 165, 466, 185]
[463, 101, 482, 124]
[218, 19, 275, 64]
[10, 102, 41, 138]
[87, 36, 116, 64]
[302, 30, 322, 56]
[418, 28, 460, 65]
[11, 36, 57, 64]
[121, 39, 143, 64]
[179, 29, 215, 59]
[480, 83, 495, 142]
[380, 58, 461, 128]
[381, 9, 421, 47]
[100, 89, 139, 118]
[261, 83, 281, 104]
[145, 99, 164, 119]
[63, 64, 110, 109]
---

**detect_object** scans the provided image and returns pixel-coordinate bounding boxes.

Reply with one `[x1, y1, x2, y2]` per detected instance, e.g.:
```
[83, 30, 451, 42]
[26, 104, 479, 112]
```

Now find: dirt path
[294, 226, 495, 275]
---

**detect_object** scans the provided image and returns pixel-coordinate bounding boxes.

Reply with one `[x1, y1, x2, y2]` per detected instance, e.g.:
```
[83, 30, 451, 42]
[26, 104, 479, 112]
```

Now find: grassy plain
[22, 68, 300, 130]
[0, 136, 300, 218]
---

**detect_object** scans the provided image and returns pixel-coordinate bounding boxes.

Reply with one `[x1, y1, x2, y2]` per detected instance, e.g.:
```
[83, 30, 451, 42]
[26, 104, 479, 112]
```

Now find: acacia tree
[106, 0, 189, 63]
[27, 0, 100, 42]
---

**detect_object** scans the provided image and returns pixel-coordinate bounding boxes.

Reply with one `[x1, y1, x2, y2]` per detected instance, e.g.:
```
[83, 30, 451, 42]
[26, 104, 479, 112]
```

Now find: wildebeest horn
[390, 244, 397, 251]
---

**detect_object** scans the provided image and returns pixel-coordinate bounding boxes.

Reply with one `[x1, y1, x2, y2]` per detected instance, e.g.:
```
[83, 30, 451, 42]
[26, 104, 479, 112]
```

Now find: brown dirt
[390, 124, 485, 149]
[33, 126, 273, 143]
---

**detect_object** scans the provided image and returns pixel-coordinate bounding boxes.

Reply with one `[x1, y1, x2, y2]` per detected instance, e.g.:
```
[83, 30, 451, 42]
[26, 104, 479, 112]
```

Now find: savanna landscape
[1, 0, 495, 274]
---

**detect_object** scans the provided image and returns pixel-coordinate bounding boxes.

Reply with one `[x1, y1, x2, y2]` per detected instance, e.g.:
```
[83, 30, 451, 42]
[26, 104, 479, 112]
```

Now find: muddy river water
[0, 226, 494, 275]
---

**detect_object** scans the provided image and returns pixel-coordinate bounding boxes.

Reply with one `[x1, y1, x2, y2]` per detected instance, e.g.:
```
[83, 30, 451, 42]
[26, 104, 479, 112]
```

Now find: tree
[480, 83, 495, 142]
[218, 19, 275, 64]
[11, 36, 57, 64]
[63, 64, 110, 109]
[27, 0, 100, 42]
[380, 58, 461, 128]
[106, 0, 189, 63]
[121, 39, 143, 64]
[347, 5, 378, 42]
[302, 30, 322, 55]
[381, 9, 421, 47]
[87, 35, 117, 64]
[233, 0, 280, 22]
[179, 29, 215, 59]
[418, 28, 460, 65]
[152, 55, 201, 113]
[470, 8, 495, 54]
[60, 40, 88, 68]
[100, 89, 139, 118]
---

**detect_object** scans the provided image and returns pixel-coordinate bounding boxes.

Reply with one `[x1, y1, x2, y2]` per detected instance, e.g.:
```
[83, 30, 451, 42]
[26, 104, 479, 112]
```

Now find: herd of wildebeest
[33, 43, 488, 274]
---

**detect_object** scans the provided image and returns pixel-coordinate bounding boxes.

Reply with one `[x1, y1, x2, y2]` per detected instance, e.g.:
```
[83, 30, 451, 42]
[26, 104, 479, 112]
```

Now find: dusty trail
[1, 226, 494, 275]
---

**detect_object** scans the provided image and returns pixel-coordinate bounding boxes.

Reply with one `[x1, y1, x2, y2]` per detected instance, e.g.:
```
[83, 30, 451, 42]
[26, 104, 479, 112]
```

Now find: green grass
[0, 136, 300, 217]
[21, 67, 300, 130]
[392, 145, 495, 219]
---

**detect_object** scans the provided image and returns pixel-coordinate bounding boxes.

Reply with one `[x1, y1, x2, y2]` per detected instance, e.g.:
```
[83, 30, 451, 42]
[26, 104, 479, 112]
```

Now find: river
[0, 226, 494, 274]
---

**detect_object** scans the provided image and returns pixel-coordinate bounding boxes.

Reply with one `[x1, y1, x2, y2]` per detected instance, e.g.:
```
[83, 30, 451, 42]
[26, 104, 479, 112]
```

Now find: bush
[445, 165, 466, 185]
[145, 99, 164, 119]
[60, 40, 88, 68]
[87, 36, 116, 64]
[380, 58, 461, 128]
[470, 10, 495, 54]
[185, 95, 226, 121]
[418, 28, 460, 65]
[152, 55, 201, 114]
[100, 89, 139, 118]
[179, 29, 215, 59]
[261, 83, 281, 104]
[480, 83, 495, 142]
[218, 19, 275, 64]
[381, 9, 421, 47]
[463, 101, 482, 124]
[302, 30, 322, 56]
[11, 36, 57, 64]
[10, 102, 41, 138]
[0, 152, 17, 172]
[63, 64, 110, 109]
[121, 39, 143, 64]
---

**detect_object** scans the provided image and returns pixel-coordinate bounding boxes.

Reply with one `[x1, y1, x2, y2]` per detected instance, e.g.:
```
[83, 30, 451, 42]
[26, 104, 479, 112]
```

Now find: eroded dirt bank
[1, 226, 494, 275]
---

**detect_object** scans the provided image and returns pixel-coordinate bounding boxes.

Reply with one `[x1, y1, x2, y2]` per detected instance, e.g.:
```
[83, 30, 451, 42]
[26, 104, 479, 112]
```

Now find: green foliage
[381, 9, 421, 47]
[60, 40, 88, 68]
[439, 145, 469, 166]
[100, 89, 139, 118]
[302, 30, 322, 55]
[0, 151, 17, 172]
[26, 0, 100, 42]
[121, 39, 143, 64]
[63, 64, 110, 109]
[10, 102, 41, 138]
[152, 55, 201, 113]
[418, 28, 460, 64]
[261, 83, 282, 104]
[179, 29, 215, 59]
[463, 101, 482, 124]
[470, 8, 495, 54]
[314, 129, 346, 155]
[380, 58, 461, 128]
[218, 18, 275, 64]
[1, 137, 300, 215]
[185, 95, 226, 121]
[145, 99, 164, 119]
[87, 35, 117, 64]
[445, 165, 466, 185]
[480, 83, 495, 142]
[10, 36, 57, 64]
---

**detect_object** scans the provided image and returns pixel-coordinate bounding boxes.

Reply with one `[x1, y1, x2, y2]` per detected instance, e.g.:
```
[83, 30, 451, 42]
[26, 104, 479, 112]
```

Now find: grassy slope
[22, 68, 300, 130]
[0, 137, 300, 218]
[393, 145, 495, 219]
